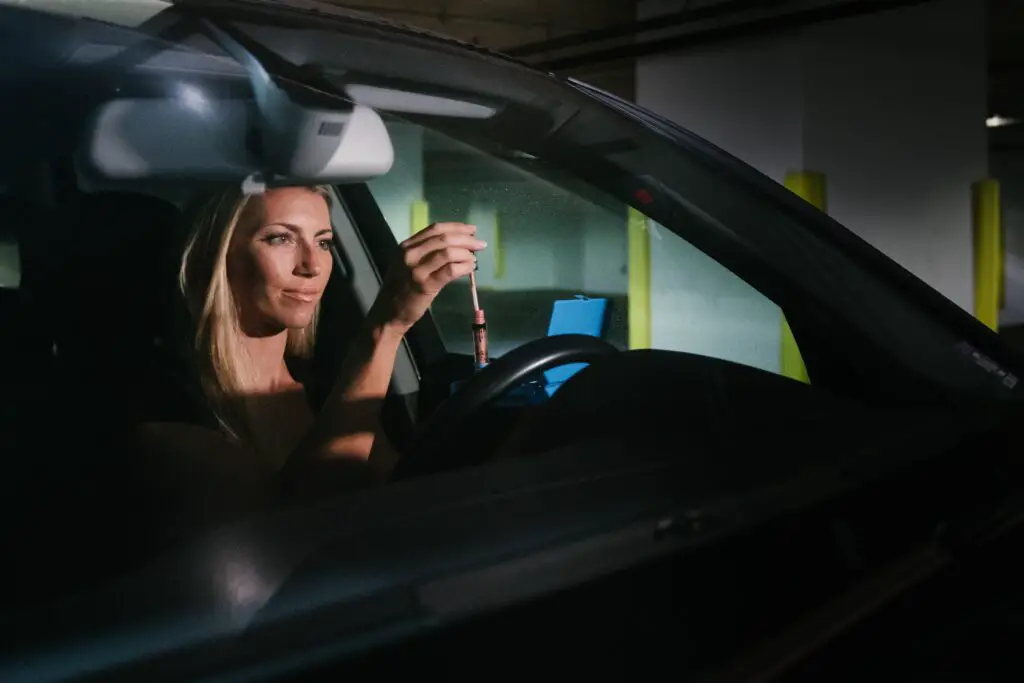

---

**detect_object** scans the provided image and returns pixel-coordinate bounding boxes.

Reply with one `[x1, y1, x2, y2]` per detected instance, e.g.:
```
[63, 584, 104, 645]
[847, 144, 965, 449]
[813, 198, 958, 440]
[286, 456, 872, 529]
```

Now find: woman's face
[227, 187, 334, 336]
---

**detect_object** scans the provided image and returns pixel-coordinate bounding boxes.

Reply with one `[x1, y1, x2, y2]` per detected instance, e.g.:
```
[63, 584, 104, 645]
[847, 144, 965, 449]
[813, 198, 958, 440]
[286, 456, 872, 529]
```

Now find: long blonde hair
[178, 184, 332, 442]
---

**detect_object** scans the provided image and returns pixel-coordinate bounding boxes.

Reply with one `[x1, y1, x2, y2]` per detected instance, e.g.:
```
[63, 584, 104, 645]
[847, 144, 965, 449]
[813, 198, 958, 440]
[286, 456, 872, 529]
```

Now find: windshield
[2, 0, 1023, 612]
[0, 0, 1019, 403]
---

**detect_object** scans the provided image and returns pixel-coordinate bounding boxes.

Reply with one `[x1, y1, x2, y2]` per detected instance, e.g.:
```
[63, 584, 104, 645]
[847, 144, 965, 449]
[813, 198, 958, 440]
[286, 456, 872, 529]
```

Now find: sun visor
[79, 92, 394, 185]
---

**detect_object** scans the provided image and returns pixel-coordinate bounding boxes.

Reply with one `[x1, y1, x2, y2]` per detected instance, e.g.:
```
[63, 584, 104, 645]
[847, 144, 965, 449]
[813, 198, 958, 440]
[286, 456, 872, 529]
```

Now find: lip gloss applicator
[469, 266, 489, 372]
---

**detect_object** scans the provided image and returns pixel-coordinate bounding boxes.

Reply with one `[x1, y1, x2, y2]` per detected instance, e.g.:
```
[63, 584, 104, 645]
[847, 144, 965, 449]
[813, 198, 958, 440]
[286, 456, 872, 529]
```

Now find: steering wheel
[391, 334, 619, 480]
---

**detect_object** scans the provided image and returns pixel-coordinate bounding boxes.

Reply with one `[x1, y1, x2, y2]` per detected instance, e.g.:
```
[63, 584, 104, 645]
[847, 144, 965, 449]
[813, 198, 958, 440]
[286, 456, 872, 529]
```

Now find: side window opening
[367, 117, 809, 382]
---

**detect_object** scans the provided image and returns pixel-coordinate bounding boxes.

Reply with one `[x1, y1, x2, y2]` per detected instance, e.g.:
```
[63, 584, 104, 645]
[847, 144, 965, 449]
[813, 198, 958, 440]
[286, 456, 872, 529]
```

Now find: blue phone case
[543, 296, 609, 395]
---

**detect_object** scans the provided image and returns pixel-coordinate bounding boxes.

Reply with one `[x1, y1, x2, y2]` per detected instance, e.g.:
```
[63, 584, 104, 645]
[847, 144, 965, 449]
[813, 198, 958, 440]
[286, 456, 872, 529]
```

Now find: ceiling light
[986, 115, 1020, 128]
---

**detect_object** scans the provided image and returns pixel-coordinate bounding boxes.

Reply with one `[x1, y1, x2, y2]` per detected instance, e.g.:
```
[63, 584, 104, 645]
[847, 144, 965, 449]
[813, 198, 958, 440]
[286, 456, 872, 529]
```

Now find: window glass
[0, 183, 17, 290]
[367, 119, 789, 377]
[0, 234, 17, 290]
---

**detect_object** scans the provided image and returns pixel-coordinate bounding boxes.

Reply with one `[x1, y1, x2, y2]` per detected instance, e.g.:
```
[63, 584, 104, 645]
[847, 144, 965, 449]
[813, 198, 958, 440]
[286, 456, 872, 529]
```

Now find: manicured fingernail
[477, 240, 488, 248]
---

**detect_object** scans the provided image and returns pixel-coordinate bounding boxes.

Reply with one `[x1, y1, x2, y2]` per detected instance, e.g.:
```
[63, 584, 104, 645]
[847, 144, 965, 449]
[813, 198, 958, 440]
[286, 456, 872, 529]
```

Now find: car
[2, 0, 1024, 681]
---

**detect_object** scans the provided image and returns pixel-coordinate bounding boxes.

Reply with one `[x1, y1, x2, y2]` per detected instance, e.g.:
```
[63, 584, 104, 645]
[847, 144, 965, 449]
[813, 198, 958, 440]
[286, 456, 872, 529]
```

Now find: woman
[136, 184, 485, 534]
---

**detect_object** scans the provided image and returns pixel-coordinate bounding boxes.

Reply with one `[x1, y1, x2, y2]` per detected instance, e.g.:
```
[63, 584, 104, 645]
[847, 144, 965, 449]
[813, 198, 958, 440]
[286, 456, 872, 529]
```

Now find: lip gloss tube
[469, 269, 488, 371]
[472, 308, 488, 371]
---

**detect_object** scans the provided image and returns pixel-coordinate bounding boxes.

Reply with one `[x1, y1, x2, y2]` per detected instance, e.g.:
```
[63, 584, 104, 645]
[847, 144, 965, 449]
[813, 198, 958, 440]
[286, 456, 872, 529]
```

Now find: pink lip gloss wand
[469, 268, 488, 372]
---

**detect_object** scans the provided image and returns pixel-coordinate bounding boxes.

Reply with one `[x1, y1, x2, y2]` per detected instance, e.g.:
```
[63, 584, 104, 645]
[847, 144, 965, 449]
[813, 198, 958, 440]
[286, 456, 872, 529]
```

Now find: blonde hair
[178, 184, 332, 443]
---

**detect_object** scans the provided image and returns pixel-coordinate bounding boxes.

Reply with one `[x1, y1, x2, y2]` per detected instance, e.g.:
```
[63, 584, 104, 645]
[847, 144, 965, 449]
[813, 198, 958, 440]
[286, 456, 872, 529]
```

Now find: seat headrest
[0, 195, 62, 298]
[74, 191, 181, 227]
[57, 191, 184, 354]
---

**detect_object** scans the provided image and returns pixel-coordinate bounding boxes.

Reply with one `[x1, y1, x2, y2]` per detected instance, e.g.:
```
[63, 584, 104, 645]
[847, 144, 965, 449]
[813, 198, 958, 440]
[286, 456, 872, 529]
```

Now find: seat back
[0, 195, 62, 379]
[56, 192, 180, 355]
[54, 191, 203, 426]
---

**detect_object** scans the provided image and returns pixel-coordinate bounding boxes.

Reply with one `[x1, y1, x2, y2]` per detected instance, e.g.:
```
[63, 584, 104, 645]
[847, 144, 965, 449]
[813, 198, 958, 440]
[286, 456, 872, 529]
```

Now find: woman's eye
[318, 239, 333, 251]
[264, 234, 291, 246]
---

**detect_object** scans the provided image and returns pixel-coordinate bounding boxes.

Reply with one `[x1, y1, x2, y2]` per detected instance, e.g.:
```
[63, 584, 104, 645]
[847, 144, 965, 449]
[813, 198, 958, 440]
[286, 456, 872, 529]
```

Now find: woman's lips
[282, 290, 319, 303]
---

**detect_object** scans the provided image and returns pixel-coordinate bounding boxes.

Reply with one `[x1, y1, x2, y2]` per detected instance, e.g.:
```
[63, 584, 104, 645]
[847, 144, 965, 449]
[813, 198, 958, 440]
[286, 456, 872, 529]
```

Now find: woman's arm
[283, 221, 485, 494]
[282, 318, 404, 491]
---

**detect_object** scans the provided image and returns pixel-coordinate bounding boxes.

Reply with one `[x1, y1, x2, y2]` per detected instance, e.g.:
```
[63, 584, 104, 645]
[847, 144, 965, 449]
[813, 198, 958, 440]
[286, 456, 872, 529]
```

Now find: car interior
[0, 167, 610, 606]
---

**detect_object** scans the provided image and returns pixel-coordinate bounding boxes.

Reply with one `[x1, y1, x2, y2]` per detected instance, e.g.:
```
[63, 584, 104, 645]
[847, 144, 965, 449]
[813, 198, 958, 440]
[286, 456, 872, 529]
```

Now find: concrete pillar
[581, 202, 628, 294]
[800, 0, 987, 313]
[635, 0, 986, 371]
[465, 201, 501, 288]
[993, 152, 1024, 326]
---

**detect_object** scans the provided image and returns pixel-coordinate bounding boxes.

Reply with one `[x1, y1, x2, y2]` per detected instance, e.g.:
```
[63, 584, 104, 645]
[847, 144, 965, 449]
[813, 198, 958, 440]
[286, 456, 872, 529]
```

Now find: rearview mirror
[79, 19, 397, 186]
[79, 92, 394, 184]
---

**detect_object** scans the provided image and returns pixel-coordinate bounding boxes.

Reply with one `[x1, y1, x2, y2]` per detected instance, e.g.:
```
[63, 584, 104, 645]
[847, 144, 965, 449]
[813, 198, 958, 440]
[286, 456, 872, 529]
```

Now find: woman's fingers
[401, 222, 486, 292]
[401, 222, 477, 251]
[413, 246, 477, 287]
[425, 259, 477, 286]
[373, 220, 487, 333]
[403, 230, 486, 268]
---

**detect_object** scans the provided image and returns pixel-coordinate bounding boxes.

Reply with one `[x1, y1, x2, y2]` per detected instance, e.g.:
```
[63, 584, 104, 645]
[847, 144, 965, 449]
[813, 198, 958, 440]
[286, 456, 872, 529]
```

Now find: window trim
[328, 185, 424, 403]
[334, 183, 449, 372]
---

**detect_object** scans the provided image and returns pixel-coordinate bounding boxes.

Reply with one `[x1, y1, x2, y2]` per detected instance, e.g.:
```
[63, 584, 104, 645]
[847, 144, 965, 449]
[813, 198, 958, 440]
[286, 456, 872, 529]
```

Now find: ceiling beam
[515, 0, 941, 71]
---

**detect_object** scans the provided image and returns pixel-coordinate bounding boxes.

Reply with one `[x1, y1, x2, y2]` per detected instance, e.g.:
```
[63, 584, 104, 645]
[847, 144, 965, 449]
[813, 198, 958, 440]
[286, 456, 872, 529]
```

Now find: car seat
[0, 195, 62, 384]
[53, 191, 205, 427]
[0, 191, 206, 609]
[0, 194, 117, 609]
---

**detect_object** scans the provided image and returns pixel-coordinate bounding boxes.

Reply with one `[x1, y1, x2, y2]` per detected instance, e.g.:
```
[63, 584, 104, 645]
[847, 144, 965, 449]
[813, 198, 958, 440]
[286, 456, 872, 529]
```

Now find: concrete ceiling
[308, 0, 1022, 147]
[989, 0, 1024, 150]
[294, 0, 638, 97]
[295, 0, 635, 45]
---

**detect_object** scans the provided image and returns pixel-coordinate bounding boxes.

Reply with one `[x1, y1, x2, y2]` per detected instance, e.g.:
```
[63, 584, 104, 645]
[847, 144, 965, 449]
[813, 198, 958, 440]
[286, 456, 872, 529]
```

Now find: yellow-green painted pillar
[410, 199, 430, 238]
[972, 179, 1002, 331]
[628, 207, 651, 350]
[784, 171, 828, 213]
[780, 171, 822, 384]
[779, 316, 807, 383]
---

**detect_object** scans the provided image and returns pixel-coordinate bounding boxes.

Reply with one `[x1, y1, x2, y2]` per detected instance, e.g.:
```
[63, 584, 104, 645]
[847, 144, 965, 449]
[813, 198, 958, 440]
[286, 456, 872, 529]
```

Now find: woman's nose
[295, 245, 322, 277]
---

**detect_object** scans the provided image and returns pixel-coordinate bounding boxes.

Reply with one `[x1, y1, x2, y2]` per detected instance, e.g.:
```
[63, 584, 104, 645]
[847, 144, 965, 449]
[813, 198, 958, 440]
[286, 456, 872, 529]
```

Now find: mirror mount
[241, 173, 269, 196]
[200, 20, 362, 181]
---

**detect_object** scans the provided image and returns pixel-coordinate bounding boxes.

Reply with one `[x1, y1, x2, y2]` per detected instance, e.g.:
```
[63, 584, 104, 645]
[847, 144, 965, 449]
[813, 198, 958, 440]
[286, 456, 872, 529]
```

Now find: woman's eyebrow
[264, 222, 333, 237]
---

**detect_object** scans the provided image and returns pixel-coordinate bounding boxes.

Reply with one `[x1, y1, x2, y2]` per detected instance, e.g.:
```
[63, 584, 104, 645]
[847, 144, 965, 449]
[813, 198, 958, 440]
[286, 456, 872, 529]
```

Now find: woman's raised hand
[370, 222, 487, 335]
